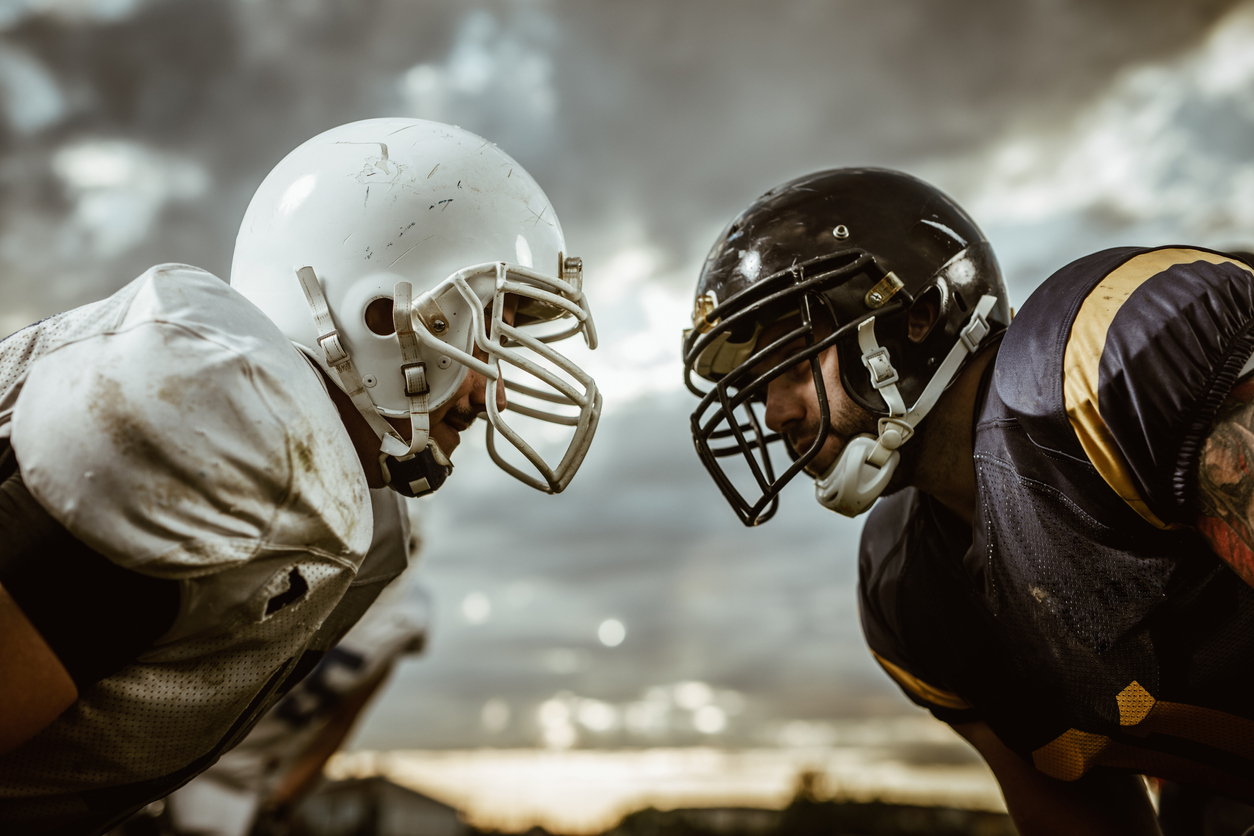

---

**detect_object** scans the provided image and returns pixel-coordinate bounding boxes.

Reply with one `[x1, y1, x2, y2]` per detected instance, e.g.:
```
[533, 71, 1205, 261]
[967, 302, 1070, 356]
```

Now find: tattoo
[1197, 377, 1254, 588]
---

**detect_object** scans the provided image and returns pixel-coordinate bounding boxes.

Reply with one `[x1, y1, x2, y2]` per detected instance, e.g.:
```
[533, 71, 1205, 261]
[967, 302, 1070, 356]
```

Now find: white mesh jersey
[164, 572, 428, 836]
[0, 264, 404, 835]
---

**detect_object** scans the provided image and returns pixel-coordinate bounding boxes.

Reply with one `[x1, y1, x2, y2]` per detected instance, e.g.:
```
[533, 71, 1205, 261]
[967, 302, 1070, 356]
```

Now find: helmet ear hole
[907, 286, 941, 344]
[365, 297, 396, 336]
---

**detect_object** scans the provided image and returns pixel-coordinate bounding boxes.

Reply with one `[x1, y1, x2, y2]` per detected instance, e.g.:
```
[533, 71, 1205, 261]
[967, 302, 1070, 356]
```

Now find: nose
[763, 373, 807, 434]
[468, 366, 508, 414]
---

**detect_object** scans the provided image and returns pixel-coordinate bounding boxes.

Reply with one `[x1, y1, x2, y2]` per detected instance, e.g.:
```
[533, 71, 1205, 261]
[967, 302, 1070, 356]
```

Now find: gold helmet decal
[692, 291, 721, 335]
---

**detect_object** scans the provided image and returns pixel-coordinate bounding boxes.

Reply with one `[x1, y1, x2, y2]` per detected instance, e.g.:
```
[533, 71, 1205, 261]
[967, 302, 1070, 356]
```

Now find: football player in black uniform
[683, 168, 1254, 834]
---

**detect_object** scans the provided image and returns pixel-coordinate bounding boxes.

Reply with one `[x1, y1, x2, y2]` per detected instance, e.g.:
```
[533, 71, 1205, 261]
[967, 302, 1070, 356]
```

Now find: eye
[783, 356, 811, 380]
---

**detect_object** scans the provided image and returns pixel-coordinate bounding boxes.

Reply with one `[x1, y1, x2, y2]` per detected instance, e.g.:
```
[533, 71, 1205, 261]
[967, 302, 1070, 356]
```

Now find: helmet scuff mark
[921, 218, 967, 246]
[386, 236, 434, 270]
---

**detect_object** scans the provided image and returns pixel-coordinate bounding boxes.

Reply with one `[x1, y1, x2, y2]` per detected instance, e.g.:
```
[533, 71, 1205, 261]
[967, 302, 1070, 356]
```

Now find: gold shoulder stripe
[870, 650, 970, 711]
[1063, 248, 1253, 529]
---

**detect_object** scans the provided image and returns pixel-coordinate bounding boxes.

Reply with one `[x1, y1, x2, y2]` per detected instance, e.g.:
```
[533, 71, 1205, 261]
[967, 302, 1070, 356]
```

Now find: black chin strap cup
[380, 447, 453, 498]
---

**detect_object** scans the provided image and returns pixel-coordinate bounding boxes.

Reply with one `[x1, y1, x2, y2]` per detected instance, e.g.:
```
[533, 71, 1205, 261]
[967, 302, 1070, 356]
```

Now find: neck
[907, 346, 997, 525]
[320, 367, 386, 489]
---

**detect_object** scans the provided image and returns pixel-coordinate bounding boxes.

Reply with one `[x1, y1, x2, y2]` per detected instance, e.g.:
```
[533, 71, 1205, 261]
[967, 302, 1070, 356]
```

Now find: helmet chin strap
[381, 280, 452, 497]
[296, 267, 452, 498]
[814, 294, 998, 517]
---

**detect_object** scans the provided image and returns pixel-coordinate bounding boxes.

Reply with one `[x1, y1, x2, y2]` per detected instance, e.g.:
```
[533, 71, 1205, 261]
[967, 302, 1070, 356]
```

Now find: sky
[4, 0, 1254, 765]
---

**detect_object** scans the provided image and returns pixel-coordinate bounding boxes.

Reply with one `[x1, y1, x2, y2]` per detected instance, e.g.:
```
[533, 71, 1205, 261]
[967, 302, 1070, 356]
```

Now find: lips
[442, 404, 479, 434]
[445, 417, 473, 433]
[790, 430, 819, 456]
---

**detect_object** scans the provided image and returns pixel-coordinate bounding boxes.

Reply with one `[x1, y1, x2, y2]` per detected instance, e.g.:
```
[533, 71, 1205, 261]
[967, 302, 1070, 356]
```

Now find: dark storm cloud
[0, 0, 1242, 316]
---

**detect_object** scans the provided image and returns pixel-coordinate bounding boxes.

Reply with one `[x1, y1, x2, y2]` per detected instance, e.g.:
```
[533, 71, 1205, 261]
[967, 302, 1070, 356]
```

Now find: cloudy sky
[5, 0, 1254, 759]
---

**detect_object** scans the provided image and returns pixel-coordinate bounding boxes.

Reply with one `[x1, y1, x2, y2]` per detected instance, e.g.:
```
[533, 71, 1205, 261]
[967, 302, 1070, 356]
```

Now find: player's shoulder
[999, 247, 1245, 385]
[995, 245, 1254, 528]
[10, 263, 372, 578]
[119, 263, 293, 355]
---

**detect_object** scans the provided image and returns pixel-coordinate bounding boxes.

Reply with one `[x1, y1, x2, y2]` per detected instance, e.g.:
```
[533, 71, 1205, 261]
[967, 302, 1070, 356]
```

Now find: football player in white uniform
[0, 117, 600, 835]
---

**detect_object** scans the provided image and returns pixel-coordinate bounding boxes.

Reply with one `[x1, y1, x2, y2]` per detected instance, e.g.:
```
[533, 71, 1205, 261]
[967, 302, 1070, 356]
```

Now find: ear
[907, 287, 940, 343]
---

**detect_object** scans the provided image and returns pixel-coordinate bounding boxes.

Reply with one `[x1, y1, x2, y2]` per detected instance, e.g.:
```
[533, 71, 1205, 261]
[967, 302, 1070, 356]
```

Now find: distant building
[607, 800, 1014, 836]
[608, 806, 783, 836]
[293, 776, 466, 836]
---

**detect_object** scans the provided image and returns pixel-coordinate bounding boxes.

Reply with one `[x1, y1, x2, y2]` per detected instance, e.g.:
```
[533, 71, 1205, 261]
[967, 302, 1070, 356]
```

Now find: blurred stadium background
[6, 0, 1254, 831]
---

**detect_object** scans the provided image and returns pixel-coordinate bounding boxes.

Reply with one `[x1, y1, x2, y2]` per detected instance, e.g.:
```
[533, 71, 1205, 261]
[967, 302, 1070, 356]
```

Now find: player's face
[426, 294, 517, 457]
[757, 316, 875, 477]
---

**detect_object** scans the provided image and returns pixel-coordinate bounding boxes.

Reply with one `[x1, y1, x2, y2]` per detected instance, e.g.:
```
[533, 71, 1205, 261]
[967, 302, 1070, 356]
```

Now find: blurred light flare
[481, 698, 511, 733]
[674, 680, 714, 710]
[597, 618, 625, 646]
[576, 699, 619, 733]
[693, 704, 728, 735]
[460, 591, 492, 624]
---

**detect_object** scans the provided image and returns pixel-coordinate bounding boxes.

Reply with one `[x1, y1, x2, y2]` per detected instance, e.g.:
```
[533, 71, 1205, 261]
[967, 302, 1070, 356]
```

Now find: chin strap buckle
[380, 446, 453, 498]
[861, 346, 899, 389]
[960, 309, 990, 353]
[402, 362, 429, 397]
[318, 332, 349, 367]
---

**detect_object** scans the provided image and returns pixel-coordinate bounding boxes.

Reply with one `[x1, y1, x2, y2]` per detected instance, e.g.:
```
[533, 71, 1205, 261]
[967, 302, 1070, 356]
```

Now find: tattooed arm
[1197, 377, 1254, 587]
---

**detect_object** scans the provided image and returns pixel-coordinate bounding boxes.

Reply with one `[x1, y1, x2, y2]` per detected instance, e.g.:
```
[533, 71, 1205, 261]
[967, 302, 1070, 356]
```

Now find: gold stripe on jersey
[1034, 728, 1254, 798]
[1032, 727, 1109, 780]
[1116, 680, 1254, 761]
[1063, 248, 1252, 530]
[870, 650, 970, 711]
[1033, 679, 1254, 795]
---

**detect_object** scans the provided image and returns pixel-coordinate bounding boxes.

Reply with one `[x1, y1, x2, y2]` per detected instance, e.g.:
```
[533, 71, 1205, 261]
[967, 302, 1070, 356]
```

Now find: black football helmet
[683, 168, 1011, 526]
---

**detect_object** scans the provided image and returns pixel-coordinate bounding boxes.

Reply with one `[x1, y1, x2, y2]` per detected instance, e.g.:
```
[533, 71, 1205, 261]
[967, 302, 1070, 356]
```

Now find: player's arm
[952, 720, 1161, 836]
[0, 452, 181, 755]
[0, 582, 77, 754]
[1196, 376, 1254, 588]
[262, 663, 395, 813]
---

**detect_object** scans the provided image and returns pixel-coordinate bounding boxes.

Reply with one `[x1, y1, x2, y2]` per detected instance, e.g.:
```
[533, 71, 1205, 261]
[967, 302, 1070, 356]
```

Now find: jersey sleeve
[8, 265, 372, 580]
[859, 489, 982, 726]
[998, 247, 1254, 529]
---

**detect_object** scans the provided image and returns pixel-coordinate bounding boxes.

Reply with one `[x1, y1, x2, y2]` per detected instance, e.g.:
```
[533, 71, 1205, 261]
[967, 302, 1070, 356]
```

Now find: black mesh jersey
[860, 246, 1254, 798]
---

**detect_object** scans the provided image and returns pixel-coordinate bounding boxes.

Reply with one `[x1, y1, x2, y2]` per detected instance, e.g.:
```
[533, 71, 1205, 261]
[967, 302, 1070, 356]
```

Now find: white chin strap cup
[813, 293, 999, 518]
[816, 435, 900, 517]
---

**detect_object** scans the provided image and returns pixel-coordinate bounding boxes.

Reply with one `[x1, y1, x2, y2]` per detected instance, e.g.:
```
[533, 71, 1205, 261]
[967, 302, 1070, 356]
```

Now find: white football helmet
[231, 118, 601, 496]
